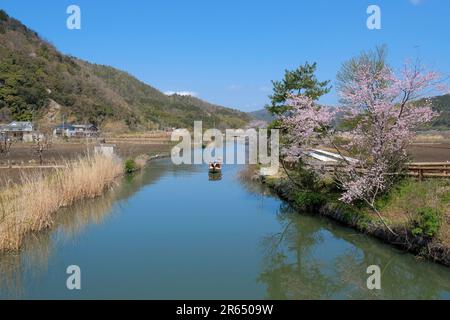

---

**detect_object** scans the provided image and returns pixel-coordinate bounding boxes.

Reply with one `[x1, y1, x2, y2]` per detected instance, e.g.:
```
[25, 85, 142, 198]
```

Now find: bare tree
[34, 133, 52, 165]
[0, 133, 13, 158]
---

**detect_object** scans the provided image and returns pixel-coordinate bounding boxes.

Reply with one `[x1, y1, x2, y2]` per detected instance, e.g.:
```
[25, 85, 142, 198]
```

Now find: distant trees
[0, 14, 251, 131]
[0, 54, 48, 121]
[0, 10, 8, 22]
[34, 134, 52, 165]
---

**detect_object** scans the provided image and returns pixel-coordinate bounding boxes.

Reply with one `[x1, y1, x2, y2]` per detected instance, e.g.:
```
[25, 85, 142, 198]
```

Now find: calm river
[1, 150, 450, 299]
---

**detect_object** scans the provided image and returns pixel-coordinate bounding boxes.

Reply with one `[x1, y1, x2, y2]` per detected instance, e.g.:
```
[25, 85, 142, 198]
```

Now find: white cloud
[164, 91, 198, 97]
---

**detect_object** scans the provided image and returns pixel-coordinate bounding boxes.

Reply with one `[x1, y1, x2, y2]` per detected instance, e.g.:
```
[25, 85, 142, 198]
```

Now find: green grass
[373, 178, 449, 239]
[291, 173, 448, 239]
[375, 178, 447, 215]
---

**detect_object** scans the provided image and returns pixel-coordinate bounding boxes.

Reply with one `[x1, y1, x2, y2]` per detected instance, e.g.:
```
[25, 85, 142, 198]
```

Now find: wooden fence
[407, 162, 450, 180]
[319, 162, 450, 180]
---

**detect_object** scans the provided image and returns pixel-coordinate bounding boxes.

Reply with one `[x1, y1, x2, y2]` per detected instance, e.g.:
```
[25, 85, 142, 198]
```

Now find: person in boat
[209, 159, 222, 172]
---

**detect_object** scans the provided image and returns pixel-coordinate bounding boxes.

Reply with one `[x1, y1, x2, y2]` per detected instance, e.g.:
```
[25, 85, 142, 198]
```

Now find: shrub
[124, 159, 137, 174]
[411, 207, 442, 238]
[294, 191, 327, 212]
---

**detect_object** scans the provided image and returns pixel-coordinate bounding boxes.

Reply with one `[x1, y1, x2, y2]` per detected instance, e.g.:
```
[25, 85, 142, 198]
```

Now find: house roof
[73, 124, 95, 128]
[54, 124, 76, 130]
[55, 124, 98, 131]
[3, 121, 34, 131]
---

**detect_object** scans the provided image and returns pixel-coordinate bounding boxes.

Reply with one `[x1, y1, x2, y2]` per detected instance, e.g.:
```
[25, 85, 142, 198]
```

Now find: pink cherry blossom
[280, 95, 335, 162]
[281, 60, 447, 229]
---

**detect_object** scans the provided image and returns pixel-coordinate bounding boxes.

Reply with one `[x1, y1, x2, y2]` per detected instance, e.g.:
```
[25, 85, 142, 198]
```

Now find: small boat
[209, 161, 222, 173]
[209, 172, 222, 181]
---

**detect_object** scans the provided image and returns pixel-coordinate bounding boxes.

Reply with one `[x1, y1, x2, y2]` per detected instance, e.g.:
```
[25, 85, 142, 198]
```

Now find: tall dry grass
[0, 154, 123, 252]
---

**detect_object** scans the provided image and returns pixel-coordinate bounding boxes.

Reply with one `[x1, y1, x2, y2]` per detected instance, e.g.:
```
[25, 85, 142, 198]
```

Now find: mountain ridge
[0, 10, 252, 132]
[249, 109, 275, 123]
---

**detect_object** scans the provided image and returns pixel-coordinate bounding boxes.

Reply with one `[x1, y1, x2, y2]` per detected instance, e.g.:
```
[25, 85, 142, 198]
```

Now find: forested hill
[426, 94, 450, 130]
[0, 10, 251, 132]
[250, 95, 450, 130]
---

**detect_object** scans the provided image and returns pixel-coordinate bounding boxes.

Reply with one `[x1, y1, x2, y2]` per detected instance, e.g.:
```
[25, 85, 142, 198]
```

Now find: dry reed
[0, 154, 123, 252]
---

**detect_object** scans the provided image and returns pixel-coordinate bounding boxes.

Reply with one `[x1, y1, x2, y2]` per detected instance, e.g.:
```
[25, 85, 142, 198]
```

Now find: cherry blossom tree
[281, 52, 447, 234]
[281, 95, 334, 161]
[279, 95, 335, 189]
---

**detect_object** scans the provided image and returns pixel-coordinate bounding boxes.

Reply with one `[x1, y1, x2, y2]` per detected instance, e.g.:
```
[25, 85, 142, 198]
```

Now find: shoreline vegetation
[0, 154, 122, 251]
[0, 151, 170, 252]
[254, 168, 450, 267]
[0, 127, 173, 252]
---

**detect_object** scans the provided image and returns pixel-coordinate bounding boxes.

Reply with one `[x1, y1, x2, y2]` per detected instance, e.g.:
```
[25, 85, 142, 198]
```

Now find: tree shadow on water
[258, 204, 450, 300]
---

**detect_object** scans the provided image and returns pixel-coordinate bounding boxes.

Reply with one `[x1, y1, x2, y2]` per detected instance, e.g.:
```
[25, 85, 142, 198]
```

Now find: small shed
[94, 144, 116, 158]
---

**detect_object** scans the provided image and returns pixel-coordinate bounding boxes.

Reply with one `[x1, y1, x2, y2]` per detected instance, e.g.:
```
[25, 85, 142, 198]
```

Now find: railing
[319, 162, 450, 180]
[305, 149, 450, 180]
[407, 162, 450, 180]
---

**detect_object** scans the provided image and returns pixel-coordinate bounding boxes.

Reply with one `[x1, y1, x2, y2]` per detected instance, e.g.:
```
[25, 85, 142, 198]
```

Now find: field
[409, 143, 450, 162]
[0, 132, 173, 186]
[411, 131, 450, 162]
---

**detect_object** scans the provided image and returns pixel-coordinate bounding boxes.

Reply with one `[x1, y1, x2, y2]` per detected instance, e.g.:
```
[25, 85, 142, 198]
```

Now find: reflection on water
[0, 160, 175, 298]
[0, 155, 449, 299]
[258, 205, 450, 299]
[208, 172, 222, 181]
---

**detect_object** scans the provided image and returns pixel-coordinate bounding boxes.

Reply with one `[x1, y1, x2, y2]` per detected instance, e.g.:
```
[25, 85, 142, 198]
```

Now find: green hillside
[427, 94, 450, 130]
[0, 10, 251, 131]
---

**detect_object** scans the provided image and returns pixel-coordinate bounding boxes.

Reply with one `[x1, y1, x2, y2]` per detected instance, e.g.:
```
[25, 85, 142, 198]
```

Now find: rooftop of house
[54, 124, 76, 130]
[72, 124, 95, 128]
[54, 123, 98, 131]
[0, 121, 34, 131]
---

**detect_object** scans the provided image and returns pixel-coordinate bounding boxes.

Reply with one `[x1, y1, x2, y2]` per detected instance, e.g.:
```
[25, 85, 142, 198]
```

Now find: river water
[1, 153, 450, 299]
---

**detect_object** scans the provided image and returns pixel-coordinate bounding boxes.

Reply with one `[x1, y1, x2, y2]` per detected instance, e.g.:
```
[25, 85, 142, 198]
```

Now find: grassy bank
[0, 154, 123, 252]
[260, 171, 450, 266]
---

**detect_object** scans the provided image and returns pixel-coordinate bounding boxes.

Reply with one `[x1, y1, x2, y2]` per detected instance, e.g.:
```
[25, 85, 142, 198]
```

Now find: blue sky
[1, 0, 449, 111]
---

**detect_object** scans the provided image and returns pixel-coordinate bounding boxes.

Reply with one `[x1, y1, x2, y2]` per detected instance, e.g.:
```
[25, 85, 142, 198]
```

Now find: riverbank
[256, 169, 450, 267]
[0, 146, 173, 252]
[0, 134, 173, 186]
[0, 154, 124, 251]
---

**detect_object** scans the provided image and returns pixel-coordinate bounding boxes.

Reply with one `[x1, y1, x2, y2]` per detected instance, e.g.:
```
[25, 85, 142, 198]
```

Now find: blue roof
[55, 124, 75, 130]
